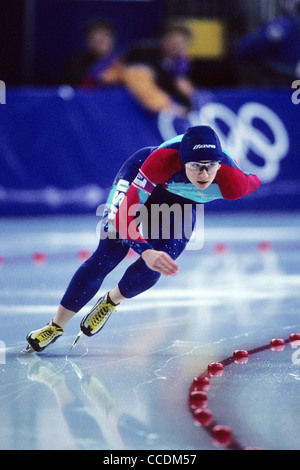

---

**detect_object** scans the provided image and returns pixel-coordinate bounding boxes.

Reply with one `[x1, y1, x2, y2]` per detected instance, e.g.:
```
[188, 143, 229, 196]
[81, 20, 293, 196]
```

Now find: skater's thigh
[150, 237, 188, 260]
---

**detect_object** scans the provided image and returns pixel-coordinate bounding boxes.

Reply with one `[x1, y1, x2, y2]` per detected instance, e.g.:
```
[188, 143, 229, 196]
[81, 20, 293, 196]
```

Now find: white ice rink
[0, 211, 299, 451]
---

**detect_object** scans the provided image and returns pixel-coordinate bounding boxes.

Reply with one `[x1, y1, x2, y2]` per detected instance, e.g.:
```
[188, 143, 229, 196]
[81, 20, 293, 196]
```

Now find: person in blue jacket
[236, 0, 300, 84]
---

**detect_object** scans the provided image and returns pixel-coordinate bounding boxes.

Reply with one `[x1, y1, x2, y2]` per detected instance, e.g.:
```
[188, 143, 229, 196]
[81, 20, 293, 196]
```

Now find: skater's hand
[141, 249, 180, 276]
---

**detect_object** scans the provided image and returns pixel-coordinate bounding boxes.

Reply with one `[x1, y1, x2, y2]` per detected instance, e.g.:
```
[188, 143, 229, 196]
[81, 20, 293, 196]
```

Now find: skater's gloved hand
[141, 249, 180, 276]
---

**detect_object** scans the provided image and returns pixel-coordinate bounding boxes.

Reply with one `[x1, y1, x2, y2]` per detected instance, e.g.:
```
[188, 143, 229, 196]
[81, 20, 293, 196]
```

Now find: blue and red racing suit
[61, 135, 260, 310]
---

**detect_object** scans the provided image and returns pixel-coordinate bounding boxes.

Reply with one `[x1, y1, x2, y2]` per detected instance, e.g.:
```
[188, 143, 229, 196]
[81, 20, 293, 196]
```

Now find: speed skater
[25, 125, 260, 352]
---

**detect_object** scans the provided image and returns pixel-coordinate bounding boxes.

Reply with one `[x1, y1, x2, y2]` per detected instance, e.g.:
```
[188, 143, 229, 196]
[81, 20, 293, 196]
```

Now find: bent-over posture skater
[26, 125, 260, 352]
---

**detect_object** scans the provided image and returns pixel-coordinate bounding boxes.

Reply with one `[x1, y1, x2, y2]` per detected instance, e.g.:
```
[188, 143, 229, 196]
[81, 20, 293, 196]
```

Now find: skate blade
[20, 344, 35, 354]
[70, 331, 83, 351]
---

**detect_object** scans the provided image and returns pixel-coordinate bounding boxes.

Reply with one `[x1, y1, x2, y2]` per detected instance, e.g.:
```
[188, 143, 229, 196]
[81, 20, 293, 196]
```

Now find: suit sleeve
[214, 163, 261, 200]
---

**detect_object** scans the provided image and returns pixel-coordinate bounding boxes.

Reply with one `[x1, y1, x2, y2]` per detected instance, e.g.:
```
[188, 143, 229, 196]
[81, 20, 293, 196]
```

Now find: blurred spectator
[236, 0, 300, 86]
[63, 19, 123, 87]
[62, 19, 234, 115]
[62, 19, 192, 115]
[122, 23, 196, 114]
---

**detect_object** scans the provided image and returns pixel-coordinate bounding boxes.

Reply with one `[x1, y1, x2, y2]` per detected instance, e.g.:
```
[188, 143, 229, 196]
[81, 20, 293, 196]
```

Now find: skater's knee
[118, 261, 161, 298]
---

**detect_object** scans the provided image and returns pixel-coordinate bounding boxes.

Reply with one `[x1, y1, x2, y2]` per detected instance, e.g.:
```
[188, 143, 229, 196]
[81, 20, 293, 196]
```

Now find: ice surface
[0, 212, 299, 450]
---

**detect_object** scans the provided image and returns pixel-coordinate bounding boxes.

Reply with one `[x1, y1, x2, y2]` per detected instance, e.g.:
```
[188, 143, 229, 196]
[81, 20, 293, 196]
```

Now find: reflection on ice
[14, 352, 159, 450]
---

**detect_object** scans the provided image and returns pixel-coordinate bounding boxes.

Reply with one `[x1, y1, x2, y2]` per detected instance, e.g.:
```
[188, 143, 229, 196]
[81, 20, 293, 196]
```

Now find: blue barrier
[0, 86, 299, 216]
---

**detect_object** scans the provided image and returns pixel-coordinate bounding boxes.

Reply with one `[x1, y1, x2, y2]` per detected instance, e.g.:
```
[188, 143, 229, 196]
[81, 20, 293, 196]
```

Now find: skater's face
[185, 160, 221, 190]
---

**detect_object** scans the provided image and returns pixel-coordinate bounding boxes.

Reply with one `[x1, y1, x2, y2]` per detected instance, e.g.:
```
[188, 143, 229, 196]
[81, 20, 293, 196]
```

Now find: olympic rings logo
[158, 101, 290, 183]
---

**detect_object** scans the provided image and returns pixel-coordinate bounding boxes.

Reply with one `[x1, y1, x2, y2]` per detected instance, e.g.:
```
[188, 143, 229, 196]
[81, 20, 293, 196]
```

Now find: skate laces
[36, 325, 62, 343]
[87, 302, 115, 330]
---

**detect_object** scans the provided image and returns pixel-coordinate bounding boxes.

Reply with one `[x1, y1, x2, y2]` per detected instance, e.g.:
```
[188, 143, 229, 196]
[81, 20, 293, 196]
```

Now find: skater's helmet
[179, 125, 223, 165]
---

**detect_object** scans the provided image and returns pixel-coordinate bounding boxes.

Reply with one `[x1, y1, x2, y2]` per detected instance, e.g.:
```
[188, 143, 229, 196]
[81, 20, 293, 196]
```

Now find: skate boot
[26, 320, 64, 352]
[70, 293, 118, 350]
[80, 292, 117, 336]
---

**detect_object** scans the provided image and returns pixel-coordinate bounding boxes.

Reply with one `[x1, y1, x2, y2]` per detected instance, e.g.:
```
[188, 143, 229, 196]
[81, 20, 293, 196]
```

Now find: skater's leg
[54, 237, 129, 328]
[53, 305, 77, 329]
[108, 285, 126, 305]
[117, 237, 188, 298]
[118, 256, 161, 298]
[59, 237, 129, 315]
[55, 286, 126, 329]
[26, 239, 129, 351]
[71, 228, 192, 344]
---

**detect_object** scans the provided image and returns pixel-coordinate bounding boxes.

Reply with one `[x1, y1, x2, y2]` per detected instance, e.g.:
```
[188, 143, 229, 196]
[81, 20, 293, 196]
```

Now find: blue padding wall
[0, 86, 299, 215]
